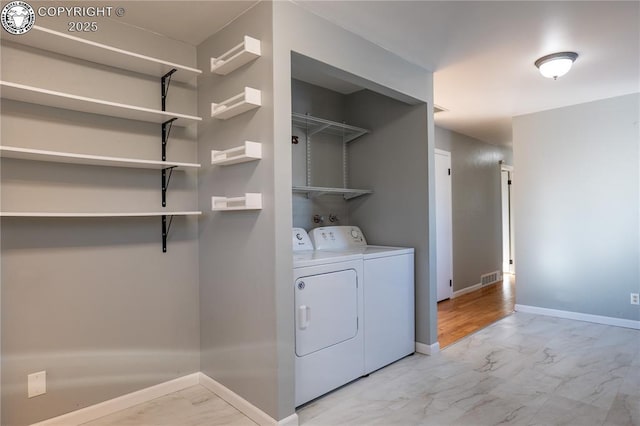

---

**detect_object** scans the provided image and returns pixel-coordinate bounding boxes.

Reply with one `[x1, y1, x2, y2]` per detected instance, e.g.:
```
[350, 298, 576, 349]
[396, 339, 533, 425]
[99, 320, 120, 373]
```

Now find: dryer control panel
[292, 228, 314, 252]
[309, 226, 367, 250]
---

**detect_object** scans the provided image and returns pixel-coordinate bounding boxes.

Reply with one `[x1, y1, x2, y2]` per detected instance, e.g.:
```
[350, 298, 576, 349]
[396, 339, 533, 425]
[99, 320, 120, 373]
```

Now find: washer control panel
[309, 226, 367, 250]
[292, 228, 314, 252]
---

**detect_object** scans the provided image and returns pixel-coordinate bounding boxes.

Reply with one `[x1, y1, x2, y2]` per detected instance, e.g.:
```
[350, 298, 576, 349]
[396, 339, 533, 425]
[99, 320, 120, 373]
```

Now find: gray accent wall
[346, 90, 431, 344]
[292, 79, 351, 230]
[435, 127, 513, 292]
[196, 1, 283, 420]
[1, 15, 200, 426]
[512, 93, 639, 321]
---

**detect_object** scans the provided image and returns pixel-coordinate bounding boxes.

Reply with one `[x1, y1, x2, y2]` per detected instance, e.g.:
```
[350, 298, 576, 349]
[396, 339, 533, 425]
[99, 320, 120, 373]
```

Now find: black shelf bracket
[161, 68, 177, 111]
[161, 166, 176, 208]
[160, 69, 178, 254]
[161, 214, 175, 253]
[161, 118, 177, 162]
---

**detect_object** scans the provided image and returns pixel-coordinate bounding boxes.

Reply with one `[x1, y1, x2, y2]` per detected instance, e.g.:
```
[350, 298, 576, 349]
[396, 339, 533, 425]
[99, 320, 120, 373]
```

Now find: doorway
[501, 165, 514, 274]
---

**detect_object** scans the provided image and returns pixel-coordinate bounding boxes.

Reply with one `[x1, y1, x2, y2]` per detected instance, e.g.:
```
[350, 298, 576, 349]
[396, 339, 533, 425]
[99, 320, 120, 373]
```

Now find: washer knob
[350, 229, 359, 238]
[296, 233, 303, 240]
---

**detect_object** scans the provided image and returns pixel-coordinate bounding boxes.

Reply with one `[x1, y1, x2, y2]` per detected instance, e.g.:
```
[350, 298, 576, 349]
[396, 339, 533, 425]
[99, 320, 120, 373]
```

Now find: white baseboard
[452, 283, 481, 299]
[278, 413, 300, 426]
[515, 304, 640, 330]
[198, 373, 298, 426]
[30, 372, 299, 426]
[31, 373, 200, 426]
[415, 341, 440, 355]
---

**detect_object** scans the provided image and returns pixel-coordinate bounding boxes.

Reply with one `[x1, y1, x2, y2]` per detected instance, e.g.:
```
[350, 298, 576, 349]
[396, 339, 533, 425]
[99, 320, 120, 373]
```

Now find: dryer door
[295, 269, 358, 357]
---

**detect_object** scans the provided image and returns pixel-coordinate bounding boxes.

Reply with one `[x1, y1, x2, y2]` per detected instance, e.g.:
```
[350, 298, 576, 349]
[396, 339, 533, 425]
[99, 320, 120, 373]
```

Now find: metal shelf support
[161, 214, 175, 253]
[161, 166, 176, 207]
[161, 69, 177, 111]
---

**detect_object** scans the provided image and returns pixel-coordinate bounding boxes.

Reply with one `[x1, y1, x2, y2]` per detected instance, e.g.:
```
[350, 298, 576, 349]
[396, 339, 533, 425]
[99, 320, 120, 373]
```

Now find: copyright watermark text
[37, 6, 125, 18]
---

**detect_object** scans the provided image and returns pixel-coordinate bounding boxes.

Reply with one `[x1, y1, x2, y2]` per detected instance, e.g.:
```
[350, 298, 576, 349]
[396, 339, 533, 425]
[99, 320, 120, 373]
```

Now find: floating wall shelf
[292, 186, 372, 200]
[7, 26, 202, 82]
[211, 87, 261, 120]
[211, 141, 262, 166]
[0, 146, 201, 170]
[211, 193, 262, 211]
[292, 112, 369, 143]
[210, 36, 261, 75]
[0, 81, 202, 126]
[0, 211, 202, 218]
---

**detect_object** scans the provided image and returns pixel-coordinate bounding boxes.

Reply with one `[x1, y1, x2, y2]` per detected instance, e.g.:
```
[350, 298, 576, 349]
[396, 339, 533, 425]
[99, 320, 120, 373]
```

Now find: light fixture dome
[535, 52, 578, 80]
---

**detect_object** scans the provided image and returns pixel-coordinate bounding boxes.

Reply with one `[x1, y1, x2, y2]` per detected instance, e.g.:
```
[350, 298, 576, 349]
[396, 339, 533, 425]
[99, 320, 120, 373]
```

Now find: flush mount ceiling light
[535, 52, 578, 80]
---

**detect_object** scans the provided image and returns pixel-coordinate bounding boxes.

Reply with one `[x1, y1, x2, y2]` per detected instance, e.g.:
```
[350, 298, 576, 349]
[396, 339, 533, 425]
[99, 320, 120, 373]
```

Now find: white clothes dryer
[292, 228, 364, 406]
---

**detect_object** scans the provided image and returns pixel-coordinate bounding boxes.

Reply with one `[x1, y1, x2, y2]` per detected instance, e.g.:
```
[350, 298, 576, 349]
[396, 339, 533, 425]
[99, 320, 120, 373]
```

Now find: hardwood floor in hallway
[438, 274, 516, 348]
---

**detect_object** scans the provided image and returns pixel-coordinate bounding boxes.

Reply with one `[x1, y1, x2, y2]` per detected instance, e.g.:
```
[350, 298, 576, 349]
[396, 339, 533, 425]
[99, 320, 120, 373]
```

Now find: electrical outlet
[28, 371, 46, 398]
[631, 293, 639, 305]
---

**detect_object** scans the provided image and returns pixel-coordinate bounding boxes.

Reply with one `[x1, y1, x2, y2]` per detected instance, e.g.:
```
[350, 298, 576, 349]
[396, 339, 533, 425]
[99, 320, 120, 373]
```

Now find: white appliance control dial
[292, 228, 314, 252]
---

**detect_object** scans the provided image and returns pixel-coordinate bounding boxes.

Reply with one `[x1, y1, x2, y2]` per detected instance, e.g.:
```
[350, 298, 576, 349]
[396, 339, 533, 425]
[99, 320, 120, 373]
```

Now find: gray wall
[273, 2, 438, 360]
[512, 93, 639, 321]
[435, 126, 513, 292]
[292, 79, 351, 230]
[1, 12, 200, 426]
[197, 1, 282, 420]
[346, 90, 430, 344]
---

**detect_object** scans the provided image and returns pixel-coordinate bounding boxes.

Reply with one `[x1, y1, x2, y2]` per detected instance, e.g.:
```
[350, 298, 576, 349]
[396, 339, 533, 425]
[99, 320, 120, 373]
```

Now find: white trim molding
[29, 372, 300, 426]
[515, 304, 640, 330]
[198, 373, 298, 426]
[30, 373, 200, 425]
[278, 413, 300, 426]
[415, 341, 440, 355]
[452, 283, 481, 299]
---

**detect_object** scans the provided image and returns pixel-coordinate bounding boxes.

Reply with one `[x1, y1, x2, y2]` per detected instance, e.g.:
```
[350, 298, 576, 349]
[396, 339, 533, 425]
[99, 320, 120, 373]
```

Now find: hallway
[438, 275, 516, 348]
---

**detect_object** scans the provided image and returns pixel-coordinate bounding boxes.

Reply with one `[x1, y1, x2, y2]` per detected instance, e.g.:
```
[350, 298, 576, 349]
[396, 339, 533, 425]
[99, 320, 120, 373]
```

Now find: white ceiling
[116, 1, 639, 146]
[295, 1, 640, 146]
[113, 1, 258, 46]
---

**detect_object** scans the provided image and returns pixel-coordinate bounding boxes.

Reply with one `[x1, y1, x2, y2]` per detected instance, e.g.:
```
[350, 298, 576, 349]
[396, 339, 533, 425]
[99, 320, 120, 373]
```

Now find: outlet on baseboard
[631, 293, 639, 305]
[28, 371, 46, 398]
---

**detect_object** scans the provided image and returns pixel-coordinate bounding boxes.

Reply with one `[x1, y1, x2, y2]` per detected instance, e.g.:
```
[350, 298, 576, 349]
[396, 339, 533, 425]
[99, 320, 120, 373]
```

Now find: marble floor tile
[528, 395, 609, 426]
[297, 313, 640, 425]
[78, 313, 638, 426]
[604, 393, 640, 426]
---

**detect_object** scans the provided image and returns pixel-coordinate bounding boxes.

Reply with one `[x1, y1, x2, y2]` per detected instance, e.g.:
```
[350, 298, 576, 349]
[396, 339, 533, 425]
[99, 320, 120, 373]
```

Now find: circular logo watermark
[1, 1, 35, 35]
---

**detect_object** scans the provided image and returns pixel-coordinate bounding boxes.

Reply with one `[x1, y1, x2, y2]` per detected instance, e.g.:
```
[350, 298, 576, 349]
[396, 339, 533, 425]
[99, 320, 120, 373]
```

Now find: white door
[435, 150, 453, 301]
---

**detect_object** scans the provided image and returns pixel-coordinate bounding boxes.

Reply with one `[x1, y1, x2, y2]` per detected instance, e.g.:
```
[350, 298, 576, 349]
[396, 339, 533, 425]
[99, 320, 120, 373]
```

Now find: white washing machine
[310, 226, 415, 374]
[292, 228, 364, 406]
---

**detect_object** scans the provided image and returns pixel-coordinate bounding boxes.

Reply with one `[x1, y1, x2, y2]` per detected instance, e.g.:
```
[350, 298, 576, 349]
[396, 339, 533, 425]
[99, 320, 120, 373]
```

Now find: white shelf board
[0, 81, 201, 126]
[211, 35, 261, 75]
[292, 186, 372, 200]
[211, 141, 261, 166]
[0, 146, 200, 170]
[211, 87, 261, 120]
[8, 26, 201, 83]
[211, 193, 262, 211]
[0, 211, 202, 218]
[292, 112, 369, 143]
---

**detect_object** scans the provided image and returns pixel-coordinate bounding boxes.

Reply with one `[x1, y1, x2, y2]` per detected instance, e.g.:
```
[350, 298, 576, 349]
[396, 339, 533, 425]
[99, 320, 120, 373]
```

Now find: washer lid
[362, 245, 414, 260]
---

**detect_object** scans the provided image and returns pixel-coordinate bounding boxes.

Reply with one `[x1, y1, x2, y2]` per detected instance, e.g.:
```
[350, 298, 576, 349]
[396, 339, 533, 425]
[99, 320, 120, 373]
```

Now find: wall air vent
[480, 271, 501, 286]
